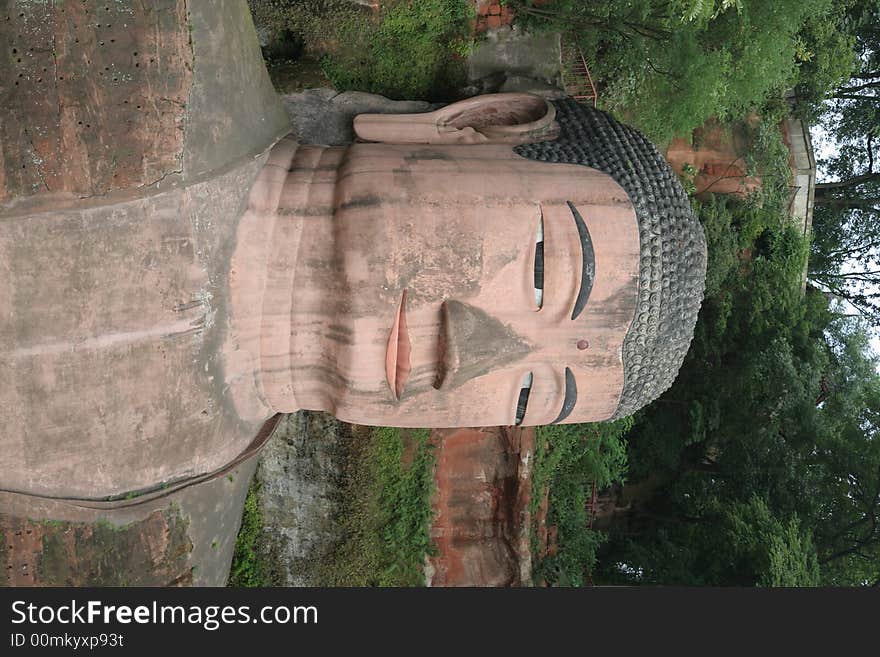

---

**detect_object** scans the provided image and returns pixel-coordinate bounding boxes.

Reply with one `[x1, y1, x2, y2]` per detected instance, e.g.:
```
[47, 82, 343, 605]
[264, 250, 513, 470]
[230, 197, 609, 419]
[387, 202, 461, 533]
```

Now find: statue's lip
[385, 289, 412, 400]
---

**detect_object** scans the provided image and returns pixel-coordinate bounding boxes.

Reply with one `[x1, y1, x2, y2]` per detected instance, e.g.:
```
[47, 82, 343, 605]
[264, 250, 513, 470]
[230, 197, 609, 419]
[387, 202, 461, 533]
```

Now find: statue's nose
[433, 300, 531, 390]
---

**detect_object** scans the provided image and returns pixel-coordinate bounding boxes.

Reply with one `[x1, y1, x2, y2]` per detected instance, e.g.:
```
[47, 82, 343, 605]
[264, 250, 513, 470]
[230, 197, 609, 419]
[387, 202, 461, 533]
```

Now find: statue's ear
[353, 93, 559, 145]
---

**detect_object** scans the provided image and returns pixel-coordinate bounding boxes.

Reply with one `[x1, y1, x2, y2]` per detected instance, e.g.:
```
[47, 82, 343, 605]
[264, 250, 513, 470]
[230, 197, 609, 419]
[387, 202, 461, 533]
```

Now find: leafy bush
[322, 0, 473, 100]
[228, 481, 274, 587]
[532, 419, 631, 586]
[512, 0, 852, 142]
[250, 0, 474, 100]
[320, 427, 436, 586]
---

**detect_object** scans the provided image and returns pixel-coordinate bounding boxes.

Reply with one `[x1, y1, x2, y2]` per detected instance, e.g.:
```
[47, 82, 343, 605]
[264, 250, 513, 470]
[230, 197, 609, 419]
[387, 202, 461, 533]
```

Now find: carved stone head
[230, 94, 707, 428]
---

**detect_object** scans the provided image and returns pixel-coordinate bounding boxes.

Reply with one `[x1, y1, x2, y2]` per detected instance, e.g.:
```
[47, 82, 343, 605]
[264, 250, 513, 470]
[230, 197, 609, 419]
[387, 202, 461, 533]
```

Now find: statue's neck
[225, 137, 344, 418]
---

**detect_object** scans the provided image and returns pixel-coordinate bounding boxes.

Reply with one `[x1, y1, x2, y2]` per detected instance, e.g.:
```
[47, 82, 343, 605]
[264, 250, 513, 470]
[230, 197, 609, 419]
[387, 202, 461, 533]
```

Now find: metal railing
[562, 41, 598, 107]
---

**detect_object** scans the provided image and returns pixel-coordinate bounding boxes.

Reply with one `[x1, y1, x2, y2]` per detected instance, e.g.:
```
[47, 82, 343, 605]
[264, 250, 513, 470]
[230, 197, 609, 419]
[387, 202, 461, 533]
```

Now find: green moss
[37, 530, 70, 584]
[318, 426, 436, 586]
[228, 480, 275, 587]
[250, 0, 473, 101]
[31, 510, 192, 586]
[322, 0, 473, 100]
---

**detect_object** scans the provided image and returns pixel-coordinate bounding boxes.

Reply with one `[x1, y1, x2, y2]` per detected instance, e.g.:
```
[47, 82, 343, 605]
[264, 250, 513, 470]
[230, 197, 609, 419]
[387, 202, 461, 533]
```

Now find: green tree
[594, 190, 880, 586]
[612, 497, 820, 586]
[248, 0, 474, 101]
[512, 0, 849, 141]
[808, 320, 880, 585]
[807, 0, 880, 323]
[532, 419, 631, 586]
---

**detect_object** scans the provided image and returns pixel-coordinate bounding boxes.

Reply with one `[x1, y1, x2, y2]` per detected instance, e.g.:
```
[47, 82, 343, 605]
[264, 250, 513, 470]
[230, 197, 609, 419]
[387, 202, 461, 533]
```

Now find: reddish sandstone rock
[487, 14, 503, 28]
[1, 511, 193, 587]
[428, 426, 536, 587]
[664, 116, 761, 198]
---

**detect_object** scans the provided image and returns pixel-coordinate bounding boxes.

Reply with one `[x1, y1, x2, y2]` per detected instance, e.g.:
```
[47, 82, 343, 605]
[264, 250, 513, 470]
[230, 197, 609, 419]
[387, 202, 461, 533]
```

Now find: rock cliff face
[664, 117, 762, 197]
[254, 412, 354, 586]
[253, 419, 537, 587]
[427, 426, 535, 586]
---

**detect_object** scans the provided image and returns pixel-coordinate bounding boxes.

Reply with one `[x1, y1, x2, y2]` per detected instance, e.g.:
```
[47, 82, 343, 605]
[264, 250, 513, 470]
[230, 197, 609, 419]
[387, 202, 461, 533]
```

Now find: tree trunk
[831, 80, 880, 95]
[814, 172, 880, 193]
[813, 195, 880, 210]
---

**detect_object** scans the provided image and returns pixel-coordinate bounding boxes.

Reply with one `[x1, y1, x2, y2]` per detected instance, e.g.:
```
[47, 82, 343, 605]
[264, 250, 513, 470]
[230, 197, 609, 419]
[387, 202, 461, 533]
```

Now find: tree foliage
[513, 0, 854, 142]
[569, 0, 880, 588]
[532, 419, 631, 586]
[594, 191, 880, 586]
[807, 0, 880, 323]
[250, 0, 473, 101]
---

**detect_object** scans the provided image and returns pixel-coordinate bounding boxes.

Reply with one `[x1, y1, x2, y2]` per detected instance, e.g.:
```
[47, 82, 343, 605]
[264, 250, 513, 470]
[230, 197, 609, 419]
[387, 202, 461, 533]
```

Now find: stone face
[234, 136, 640, 427]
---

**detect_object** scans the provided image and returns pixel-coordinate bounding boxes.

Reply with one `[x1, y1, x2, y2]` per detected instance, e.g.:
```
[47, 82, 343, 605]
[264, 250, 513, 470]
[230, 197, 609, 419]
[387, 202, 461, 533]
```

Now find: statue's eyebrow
[550, 367, 577, 424]
[567, 201, 595, 321]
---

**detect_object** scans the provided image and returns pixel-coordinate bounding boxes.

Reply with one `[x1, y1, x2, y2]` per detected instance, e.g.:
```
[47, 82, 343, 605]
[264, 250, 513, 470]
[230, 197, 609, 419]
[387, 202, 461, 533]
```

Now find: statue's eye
[567, 202, 595, 321]
[514, 372, 533, 426]
[534, 214, 544, 309]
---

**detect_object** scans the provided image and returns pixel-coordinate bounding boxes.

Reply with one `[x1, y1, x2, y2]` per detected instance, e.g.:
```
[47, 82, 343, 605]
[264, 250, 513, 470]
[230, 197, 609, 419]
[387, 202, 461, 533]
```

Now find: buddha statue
[0, 0, 705, 585]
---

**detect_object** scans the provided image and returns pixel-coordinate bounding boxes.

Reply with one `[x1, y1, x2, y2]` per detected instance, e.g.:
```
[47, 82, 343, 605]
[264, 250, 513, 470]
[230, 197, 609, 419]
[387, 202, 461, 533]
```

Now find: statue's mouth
[385, 290, 411, 400]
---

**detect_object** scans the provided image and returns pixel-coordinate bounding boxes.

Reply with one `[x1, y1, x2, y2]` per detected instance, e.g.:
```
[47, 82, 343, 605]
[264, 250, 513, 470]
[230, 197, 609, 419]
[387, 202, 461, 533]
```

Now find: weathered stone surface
[0, 0, 192, 202]
[0, 440, 263, 587]
[0, 1, 290, 588]
[1, 509, 193, 587]
[467, 26, 563, 91]
[428, 426, 534, 586]
[0, 155, 268, 499]
[499, 74, 567, 99]
[255, 412, 351, 586]
[184, 0, 290, 179]
[665, 117, 761, 198]
[0, 0, 289, 208]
